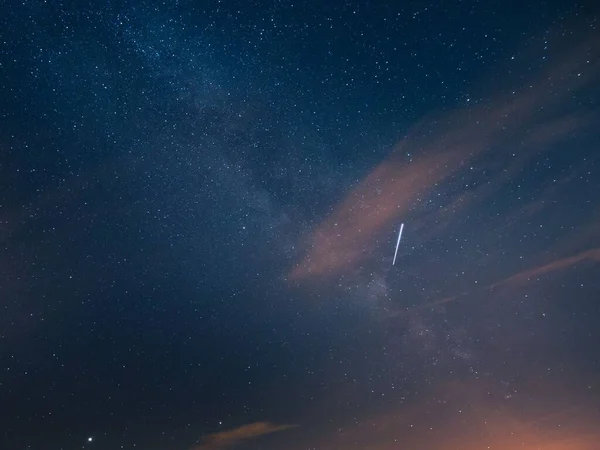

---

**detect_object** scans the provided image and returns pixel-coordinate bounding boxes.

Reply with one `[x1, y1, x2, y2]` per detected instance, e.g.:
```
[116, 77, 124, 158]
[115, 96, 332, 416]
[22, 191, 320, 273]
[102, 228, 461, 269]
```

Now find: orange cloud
[289, 148, 469, 280]
[289, 34, 599, 281]
[193, 422, 297, 450]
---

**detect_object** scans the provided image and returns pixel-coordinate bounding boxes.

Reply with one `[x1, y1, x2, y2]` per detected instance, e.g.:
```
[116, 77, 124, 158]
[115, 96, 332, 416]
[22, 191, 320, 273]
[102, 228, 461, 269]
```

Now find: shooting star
[392, 223, 404, 266]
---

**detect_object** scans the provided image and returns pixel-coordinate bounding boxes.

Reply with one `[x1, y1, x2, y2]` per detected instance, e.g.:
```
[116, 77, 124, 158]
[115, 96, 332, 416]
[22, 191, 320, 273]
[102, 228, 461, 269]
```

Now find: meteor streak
[392, 223, 404, 265]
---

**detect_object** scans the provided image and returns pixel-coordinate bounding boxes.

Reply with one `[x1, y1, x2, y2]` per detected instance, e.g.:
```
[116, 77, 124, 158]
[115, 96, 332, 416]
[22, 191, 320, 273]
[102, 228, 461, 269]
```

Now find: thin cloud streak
[192, 422, 297, 450]
[414, 247, 600, 311]
[490, 247, 600, 289]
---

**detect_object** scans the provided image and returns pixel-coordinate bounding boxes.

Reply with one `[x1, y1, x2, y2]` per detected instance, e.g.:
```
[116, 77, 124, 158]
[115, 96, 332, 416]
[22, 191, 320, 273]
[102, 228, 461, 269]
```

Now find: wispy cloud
[192, 422, 297, 450]
[289, 33, 599, 281]
[490, 247, 600, 289]
[413, 247, 600, 311]
[289, 149, 469, 280]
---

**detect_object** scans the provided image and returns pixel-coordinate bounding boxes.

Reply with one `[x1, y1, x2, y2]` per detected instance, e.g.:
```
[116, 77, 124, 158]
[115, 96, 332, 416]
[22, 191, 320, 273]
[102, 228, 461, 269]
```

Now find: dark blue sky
[1, 1, 600, 449]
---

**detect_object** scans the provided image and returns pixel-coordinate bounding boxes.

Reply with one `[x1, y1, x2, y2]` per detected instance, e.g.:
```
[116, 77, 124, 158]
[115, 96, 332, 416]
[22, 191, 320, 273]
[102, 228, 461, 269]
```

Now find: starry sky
[2, 1, 600, 449]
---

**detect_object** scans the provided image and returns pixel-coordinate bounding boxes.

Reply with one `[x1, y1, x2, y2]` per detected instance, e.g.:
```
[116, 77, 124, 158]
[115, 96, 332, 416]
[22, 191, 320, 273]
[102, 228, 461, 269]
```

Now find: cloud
[413, 247, 600, 311]
[490, 247, 600, 289]
[193, 422, 297, 450]
[289, 33, 600, 281]
[289, 149, 469, 280]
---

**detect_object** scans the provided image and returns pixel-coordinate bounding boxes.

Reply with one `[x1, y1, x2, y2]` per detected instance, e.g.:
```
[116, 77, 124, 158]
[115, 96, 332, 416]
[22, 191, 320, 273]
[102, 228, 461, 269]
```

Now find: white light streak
[392, 223, 404, 266]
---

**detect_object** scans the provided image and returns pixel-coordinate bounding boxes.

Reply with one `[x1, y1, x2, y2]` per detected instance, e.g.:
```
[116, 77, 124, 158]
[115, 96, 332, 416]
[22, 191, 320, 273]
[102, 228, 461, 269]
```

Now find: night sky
[2, 1, 600, 449]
